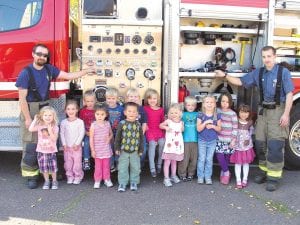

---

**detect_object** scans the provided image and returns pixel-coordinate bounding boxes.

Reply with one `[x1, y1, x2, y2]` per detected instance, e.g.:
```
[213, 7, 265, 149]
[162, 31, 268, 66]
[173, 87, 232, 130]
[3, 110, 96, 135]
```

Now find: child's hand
[229, 140, 235, 148]
[63, 146, 67, 151]
[139, 152, 142, 156]
[205, 119, 213, 125]
[91, 150, 96, 158]
[244, 140, 250, 146]
[73, 145, 80, 150]
[115, 150, 120, 155]
[206, 124, 214, 129]
[105, 136, 111, 144]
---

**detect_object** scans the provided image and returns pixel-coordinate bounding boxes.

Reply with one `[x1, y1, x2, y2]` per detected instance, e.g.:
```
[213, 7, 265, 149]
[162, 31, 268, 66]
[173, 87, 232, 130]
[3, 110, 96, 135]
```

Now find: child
[105, 86, 124, 172]
[159, 103, 184, 187]
[28, 106, 59, 189]
[79, 90, 96, 170]
[125, 88, 148, 168]
[216, 93, 238, 185]
[143, 88, 165, 177]
[197, 95, 221, 185]
[230, 104, 256, 189]
[60, 100, 85, 184]
[90, 105, 113, 189]
[178, 96, 198, 181]
[115, 102, 144, 192]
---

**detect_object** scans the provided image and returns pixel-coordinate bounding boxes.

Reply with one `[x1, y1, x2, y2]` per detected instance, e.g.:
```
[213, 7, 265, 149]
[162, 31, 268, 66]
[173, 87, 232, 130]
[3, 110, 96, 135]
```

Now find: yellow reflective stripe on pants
[267, 170, 282, 178]
[259, 164, 267, 172]
[22, 169, 39, 177]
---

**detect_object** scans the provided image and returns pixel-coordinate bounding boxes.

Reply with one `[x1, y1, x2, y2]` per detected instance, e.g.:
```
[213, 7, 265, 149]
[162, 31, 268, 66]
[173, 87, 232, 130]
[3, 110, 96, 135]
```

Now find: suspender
[258, 65, 283, 106]
[25, 65, 52, 102]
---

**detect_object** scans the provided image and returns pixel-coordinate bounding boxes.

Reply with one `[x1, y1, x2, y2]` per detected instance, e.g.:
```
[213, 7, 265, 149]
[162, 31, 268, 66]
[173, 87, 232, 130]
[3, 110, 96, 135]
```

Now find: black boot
[27, 179, 38, 189]
[266, 178, 279, 192]
[254, 172, 267, 184]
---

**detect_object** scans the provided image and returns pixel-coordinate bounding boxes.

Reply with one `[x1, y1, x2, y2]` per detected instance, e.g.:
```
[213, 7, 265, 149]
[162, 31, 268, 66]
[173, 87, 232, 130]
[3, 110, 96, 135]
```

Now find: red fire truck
[0, 0, 299, 169]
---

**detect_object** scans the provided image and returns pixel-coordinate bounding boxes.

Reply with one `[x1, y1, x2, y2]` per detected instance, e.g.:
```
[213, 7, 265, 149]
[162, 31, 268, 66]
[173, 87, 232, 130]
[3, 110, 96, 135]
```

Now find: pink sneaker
[221, 173, 231, 185]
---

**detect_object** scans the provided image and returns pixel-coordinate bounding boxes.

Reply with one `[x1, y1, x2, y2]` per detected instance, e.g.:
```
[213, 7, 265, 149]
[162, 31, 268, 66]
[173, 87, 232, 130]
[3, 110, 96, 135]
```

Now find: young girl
[197, 95, 221, 185]
[60, 100, 85, 184]
[216, 93, 238, 185]
[230, 104, 256, 188]
[28, 106, 59, 190]
[89, 105, 113, 189]
[159, 103, 184, 187]
[144, 88, 165, 177]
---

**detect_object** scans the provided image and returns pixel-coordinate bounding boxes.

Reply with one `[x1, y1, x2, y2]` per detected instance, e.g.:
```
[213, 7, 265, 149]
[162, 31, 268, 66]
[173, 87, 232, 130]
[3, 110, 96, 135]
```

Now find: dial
[144, 35, 154, 45]
[132, 35, 142, 45]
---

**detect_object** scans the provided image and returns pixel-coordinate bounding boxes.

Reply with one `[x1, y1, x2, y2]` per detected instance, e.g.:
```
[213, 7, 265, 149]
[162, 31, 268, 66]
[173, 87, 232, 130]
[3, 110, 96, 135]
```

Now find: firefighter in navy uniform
[15, 43, 94, 189]
[215, 46, 294, 191]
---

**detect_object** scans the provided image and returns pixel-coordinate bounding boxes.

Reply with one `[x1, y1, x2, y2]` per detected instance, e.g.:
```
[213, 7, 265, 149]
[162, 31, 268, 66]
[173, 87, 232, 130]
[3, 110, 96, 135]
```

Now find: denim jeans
[118, 151, 140, 185]
[140, 135, 147, 167]
[197, 139, 216, 179]
[83, 135, 90, 159]
[148, 138, 165, 173]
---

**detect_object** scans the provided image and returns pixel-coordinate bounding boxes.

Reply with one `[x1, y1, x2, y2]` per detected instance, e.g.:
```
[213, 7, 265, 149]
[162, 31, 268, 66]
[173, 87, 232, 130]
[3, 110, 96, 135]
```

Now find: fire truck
[0, 0, 300, 169]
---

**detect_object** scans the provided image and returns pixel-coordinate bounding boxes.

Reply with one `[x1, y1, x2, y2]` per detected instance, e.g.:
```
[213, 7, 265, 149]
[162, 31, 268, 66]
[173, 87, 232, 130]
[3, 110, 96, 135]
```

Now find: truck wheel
[285, 104, 300, 170]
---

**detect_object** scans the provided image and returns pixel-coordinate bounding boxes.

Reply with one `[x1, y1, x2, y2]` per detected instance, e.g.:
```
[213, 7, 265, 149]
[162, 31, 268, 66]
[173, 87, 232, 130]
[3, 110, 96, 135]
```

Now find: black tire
[285, 103, 300, 170]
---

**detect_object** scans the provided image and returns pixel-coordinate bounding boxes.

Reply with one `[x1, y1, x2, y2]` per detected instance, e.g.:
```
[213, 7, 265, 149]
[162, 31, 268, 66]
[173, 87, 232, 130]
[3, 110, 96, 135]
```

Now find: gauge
[144, 35, 154, 45]
[132, 35, 142, 45]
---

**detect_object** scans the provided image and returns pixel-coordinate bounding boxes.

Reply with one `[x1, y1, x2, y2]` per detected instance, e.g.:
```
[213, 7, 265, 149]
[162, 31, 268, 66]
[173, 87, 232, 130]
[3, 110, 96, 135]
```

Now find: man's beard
[35, 60, 47, 67]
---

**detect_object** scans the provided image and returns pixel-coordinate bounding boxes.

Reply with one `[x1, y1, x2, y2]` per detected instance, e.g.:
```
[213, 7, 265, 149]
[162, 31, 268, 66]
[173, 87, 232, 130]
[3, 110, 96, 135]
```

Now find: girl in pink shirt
[60, 100, 85, 185]
[143, 88, 165, 177]
[29, 106, 59, 190]
[90, 105, 113, 189]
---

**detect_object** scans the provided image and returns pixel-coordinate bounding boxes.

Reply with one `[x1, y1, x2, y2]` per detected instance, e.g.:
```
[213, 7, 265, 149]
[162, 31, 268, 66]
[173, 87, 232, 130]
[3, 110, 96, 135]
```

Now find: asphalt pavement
[0, 151, 300, 225]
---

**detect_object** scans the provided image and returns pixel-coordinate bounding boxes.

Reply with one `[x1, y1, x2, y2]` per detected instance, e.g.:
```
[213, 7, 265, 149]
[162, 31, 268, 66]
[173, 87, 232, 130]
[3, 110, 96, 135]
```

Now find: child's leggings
[234, 163, 249, 182]
[216, 153, 230, 173]
[94, 158, 110, 182]
[163, 159, 177, 178]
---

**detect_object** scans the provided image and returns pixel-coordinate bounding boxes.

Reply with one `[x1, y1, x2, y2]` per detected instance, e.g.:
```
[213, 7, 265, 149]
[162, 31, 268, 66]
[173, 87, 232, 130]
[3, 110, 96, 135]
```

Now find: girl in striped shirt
[90, 105, 113, 189]
[216, 93, 238, 185]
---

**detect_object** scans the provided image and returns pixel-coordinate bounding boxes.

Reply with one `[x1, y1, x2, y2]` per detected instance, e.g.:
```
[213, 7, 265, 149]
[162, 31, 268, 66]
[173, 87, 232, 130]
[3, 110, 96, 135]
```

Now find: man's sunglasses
[35, 52, 49, 58]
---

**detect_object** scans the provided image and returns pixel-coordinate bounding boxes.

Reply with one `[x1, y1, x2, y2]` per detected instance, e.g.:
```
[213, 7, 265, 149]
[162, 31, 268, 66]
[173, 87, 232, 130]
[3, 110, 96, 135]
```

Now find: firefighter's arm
[215, 70, 243, 86]
[18, 88, 32, 128]
[280, 92, 293, 127]
[57, 68, 95, 80]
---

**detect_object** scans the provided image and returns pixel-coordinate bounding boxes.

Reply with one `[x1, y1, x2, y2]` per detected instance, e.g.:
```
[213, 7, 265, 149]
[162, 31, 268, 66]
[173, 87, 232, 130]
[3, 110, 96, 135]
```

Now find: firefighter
[15, 43, 94, 189]
[215, 46, 294, 191]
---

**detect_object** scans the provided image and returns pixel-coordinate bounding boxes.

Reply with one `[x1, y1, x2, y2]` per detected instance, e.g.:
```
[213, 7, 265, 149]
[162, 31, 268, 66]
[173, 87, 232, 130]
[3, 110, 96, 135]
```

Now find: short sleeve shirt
[182, 111, 198, 142]
[197, 112, 221, 142]
[240, 64, 294, 102]
[15, 64, 60, 102]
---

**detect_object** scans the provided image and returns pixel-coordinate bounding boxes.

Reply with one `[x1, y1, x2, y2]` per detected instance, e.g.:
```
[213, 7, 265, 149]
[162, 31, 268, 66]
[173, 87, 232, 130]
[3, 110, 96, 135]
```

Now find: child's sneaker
[51, 181, 59, 190]
[73, 179, 81, 185]
[157, 167, 162, 174]
[236, 181, 243, 189]
[67, 178, 73, 184]
[205, 178, 212, 185]
[118, 184, 126, 192]
[83, 159, 90, 171]
[170, 175, 180, 184]
[163, 178, 172, 187]
[151, 171, 157, 178]
[242, 180, 248, 188]
[93, 181, 101, 189]
[180, 176, 187, 182]
[130, 183, 138, 191]
[187, 176, 193, 181]
[104, 179, 113, 188]
[197, 178, 204, 184]
[110, 166, 116, 173]
[42, 181, 50, 190]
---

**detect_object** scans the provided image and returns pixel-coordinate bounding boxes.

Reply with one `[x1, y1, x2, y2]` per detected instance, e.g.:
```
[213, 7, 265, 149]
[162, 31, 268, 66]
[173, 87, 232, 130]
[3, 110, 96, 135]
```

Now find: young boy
[105, 86, 124, 172]
[125, 88, 148, 168]
[178, 96, 198, 181]
[115, 102, 144, 192]
[79, 89, 96, 170]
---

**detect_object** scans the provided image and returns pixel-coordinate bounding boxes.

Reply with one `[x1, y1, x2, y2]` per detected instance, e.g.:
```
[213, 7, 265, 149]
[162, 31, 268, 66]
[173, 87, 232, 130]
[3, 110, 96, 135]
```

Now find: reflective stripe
[259, 165, 267, 172]
[21, 169, 39, 177]
[267, 170, 282, 178]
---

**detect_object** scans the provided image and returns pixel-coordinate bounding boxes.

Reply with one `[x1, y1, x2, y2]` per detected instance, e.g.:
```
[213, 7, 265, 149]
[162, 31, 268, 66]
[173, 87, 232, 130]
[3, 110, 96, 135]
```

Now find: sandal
[236, 182, 243, 189]
[242, 181, 248, 187]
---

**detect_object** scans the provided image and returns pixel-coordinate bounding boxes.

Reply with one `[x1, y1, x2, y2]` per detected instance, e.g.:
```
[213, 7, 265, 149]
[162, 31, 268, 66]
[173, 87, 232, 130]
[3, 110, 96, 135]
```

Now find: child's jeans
[148, 138, 165, 173]
[94, 158, 110, 182]
[140, 135, 147, 167]
[64, 146, 84, 181]
[118, 151, 140, 185]
[197, 139, 216, 179]
[82, 135, 90, 160]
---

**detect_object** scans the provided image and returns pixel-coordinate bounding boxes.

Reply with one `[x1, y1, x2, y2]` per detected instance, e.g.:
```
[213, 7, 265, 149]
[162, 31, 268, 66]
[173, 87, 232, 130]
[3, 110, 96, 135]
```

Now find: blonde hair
[105, 86, 119, 97]
[201, 95, 217, 119]
[144, 88, 160, 106]
[184, 96, 197, 106]
[36, 106, 58, 126]
[168, 103, 183, 118]
[83, 89, 96, 100]
[126, 87, 140, 97]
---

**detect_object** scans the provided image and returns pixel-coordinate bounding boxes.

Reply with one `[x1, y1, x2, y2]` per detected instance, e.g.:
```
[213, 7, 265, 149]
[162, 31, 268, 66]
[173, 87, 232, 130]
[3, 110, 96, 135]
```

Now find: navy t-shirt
[197, 112, 221, 142]
[15, 64, 60, 102]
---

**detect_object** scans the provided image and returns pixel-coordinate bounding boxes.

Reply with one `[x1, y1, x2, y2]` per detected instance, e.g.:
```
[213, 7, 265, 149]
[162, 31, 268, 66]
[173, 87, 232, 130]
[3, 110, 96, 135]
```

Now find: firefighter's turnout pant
[20, 101, 49, 179]
[255, 104, 288, 180]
